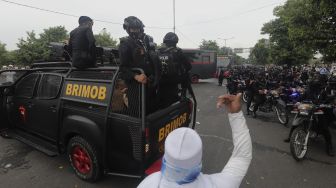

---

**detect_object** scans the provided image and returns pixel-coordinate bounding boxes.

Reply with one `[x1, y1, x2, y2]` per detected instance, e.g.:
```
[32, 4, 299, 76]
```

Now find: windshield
[0, 71, 27, 86]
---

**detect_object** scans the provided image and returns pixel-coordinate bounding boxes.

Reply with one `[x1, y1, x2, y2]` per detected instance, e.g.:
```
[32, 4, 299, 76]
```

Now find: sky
[0, 0, 287, 58]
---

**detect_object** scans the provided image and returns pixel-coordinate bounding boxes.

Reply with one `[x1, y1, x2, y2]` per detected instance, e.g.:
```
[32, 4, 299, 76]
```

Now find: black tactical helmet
[163, 32, 179, 44]
[123, 16, 145, 32]
[78, 16, 93, 25]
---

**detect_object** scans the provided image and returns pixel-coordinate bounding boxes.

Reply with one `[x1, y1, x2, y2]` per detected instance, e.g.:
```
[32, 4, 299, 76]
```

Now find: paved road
[1, 79, 336, 188]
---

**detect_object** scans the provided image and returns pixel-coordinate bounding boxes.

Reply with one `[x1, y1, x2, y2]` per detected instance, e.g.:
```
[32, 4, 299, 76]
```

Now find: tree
[40, 26, 68, 44]
[277, 0, 336, 62]
[218, 46, 233, 56]
[0, 42, 9, 66]
[249, 39, 271, 65]
[261, 8, 313, 66]
[16, 26, 69, 64]
[16, 31, 48, 64]
[94, 30, 118, 48]
[199, 40, 220, 51]
[231, 54, 245, 65]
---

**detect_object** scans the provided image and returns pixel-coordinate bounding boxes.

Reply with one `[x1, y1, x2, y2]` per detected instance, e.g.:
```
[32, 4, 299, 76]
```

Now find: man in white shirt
[138, 93, 252, 188]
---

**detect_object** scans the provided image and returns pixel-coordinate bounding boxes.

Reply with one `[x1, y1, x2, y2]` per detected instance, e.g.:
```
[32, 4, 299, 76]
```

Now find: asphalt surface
[1, 79, 336, 188]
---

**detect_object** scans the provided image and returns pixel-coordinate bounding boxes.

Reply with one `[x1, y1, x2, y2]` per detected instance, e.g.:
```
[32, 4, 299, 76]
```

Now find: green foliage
[16, 31, 49, 64]
[231, 54, 245, 65]
[199, 40, 245, 65]
[0, 42, 20, 66]
[40, 26, 68, 44]
[249, 39, 271, 65]
[94, 30, 118, 48]
[281, 0, 336, 62]
[16, 26, 68, 64]
[0, 42, 9, 66]
[218, 46, 233, 56]
[261, 4, 314, 66]
[259, 0, 336, 65]
[199, 40, 220, 51]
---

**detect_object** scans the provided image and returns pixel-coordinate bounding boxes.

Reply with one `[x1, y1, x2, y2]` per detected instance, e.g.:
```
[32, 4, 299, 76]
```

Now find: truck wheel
[68, 136, 102, 182]
[191, 75, 199, 83]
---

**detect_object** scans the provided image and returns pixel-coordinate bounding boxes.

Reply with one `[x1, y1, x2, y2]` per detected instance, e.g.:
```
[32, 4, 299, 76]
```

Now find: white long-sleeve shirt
[138, 111, 252, 188]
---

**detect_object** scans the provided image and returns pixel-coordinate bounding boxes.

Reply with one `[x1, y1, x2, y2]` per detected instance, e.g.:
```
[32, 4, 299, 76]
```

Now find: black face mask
[129, 31, 144, 40]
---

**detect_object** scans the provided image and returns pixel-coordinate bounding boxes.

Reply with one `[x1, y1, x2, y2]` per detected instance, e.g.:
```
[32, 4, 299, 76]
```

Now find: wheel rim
[293, 130, 308, 159]
[249, 104, 254, 112]
[275, 106, 287, 124]
[243, 93, 248, 102]
[191, 76, 199, 83]
[71, 145, 92, 174]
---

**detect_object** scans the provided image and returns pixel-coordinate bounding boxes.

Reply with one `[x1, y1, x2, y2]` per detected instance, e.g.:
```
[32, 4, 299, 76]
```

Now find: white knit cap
[164, 127, 203, 169]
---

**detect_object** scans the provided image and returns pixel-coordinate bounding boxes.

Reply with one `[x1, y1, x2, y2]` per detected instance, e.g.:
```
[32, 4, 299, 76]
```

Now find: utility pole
[173, 0, 176, 33]
[217, 37, 234, 48]
[217, 37, 234, 56]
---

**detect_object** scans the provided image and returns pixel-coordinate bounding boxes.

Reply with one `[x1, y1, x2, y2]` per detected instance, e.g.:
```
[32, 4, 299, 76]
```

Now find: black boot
[283, 138, 290, 143]
[0, 130, 11, 139]
[252, 111, 257, 118]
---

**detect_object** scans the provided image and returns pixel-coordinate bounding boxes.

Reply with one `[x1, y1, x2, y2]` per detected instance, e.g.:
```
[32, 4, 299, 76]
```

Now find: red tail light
[145, 128, 150, 139]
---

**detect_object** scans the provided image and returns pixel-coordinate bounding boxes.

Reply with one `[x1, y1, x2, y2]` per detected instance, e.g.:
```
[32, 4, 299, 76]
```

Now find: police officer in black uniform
[119, 16, 160, 115]
[157, 32, 191, 109]
[245, 74, 255, 115]
[284, 74, 335, 156]
[218, 68, 224, 86]
[68, 16, 96, 69]
[251, 75, 266, 118]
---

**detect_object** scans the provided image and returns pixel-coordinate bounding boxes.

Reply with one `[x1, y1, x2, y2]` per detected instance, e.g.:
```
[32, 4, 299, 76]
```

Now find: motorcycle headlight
[298, 104, 313, 111]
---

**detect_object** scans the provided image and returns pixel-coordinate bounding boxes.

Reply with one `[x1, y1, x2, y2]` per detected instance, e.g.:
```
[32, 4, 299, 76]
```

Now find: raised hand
[217, 93, 242, 113]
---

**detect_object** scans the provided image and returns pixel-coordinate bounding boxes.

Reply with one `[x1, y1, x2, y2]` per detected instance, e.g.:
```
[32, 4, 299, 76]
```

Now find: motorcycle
[289, 102, 333, 161]
[280, 87, 305, 108]
[249, 89, 289, 125]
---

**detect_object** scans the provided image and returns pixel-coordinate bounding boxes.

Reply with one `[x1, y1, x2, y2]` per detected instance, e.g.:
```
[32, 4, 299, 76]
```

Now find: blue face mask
[161, 157, 202, 185]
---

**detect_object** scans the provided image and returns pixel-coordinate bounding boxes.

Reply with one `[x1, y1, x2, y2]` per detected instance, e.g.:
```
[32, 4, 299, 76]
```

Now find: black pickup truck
[0, 62, 196, 182]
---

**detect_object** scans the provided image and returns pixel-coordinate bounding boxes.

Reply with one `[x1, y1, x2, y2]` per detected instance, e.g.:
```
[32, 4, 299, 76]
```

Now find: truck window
[202, 56, 210, 63]
[15, 74, 39, 98]
[37, 74, 62, 99]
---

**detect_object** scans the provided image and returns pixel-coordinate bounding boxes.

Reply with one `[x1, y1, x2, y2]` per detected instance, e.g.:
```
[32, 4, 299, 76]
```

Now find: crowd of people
[223, 64, 336, 156]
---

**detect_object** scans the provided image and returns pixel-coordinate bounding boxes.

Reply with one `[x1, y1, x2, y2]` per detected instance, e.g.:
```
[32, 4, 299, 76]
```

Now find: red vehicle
[182, 49, 217, 83]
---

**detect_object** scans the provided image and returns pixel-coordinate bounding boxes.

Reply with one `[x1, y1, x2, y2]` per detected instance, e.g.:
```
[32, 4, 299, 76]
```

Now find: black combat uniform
[157, 32, 191, 109]
[68, 16, 96, 69]
[119, 16, 160, 115]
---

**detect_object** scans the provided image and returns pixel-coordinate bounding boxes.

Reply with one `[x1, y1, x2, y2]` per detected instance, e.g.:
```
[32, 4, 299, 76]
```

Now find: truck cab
[0, 62, 196, 182]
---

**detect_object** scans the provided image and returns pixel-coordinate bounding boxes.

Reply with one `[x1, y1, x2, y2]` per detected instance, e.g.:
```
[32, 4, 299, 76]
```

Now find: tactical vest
[158, 47, 185, 84]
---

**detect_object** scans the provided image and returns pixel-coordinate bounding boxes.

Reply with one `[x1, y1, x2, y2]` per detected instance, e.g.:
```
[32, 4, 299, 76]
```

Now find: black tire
[274, 104, 289, 126]
[67, 136, 102, 182]
[290, 126, 309, 161]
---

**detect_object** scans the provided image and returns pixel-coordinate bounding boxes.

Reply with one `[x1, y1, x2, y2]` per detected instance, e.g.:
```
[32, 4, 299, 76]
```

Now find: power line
[175, 28, 199, 47]
[178, 1, 284, 27]
[0, 0, 171, 30]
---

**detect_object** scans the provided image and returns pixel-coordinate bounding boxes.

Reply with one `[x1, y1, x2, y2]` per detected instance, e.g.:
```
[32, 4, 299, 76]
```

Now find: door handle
[50, 105, 57, 112]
